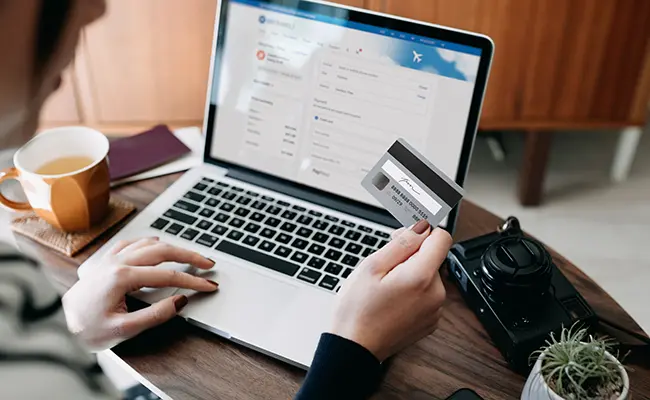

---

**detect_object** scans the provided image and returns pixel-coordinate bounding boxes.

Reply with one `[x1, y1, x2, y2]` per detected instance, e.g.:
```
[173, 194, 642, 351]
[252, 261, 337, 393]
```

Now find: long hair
[34, 0, 72, 76]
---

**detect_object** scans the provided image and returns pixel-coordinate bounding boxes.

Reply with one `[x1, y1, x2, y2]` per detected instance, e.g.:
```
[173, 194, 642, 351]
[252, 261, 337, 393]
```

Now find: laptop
[78, 0, 493, 368]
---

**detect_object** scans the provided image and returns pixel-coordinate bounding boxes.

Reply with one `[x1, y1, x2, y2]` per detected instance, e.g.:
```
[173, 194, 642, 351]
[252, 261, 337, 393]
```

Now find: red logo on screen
[256, 50, 266, 60]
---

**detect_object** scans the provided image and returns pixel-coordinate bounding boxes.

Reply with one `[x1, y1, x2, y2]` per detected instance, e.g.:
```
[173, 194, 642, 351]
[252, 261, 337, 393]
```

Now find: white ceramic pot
[521, 350, 629, 400]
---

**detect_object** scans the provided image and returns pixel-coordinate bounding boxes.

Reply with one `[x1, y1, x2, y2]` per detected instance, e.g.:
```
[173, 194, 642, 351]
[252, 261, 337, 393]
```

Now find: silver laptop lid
[202, 0, 493, 233]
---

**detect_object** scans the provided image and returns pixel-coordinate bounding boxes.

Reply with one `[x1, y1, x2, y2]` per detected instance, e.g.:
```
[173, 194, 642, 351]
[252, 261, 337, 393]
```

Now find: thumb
[120, 295, 188, 339]
[363, 219, 430, 276]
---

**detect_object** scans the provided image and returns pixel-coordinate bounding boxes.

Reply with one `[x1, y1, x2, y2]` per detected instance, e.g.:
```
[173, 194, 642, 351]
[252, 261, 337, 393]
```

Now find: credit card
[361, 139, 464, 228]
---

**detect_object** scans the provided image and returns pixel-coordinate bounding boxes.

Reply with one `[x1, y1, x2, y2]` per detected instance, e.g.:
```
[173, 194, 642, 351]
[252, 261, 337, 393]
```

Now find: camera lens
[479, 236, 552, 308]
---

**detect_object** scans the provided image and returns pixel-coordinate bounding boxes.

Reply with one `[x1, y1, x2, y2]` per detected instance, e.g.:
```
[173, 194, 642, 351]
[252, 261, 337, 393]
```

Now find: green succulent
[532, 324, 625, 399]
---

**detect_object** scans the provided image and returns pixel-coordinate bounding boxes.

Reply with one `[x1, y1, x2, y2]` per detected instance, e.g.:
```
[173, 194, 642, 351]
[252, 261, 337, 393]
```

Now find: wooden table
[18, 174, 650, 400]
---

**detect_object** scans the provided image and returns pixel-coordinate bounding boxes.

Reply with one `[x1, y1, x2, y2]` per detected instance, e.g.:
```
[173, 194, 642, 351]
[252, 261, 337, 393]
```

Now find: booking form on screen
[210, 0, 481, 210]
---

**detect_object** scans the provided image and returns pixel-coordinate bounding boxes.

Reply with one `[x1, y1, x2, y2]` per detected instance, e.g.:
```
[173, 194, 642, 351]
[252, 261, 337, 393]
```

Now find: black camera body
[446, 217, 596, 373]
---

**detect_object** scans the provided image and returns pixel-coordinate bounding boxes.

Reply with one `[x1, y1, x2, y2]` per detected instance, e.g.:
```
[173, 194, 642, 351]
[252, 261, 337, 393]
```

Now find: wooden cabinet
[520, 0, 650, 124]
[78, 0, 217, 126]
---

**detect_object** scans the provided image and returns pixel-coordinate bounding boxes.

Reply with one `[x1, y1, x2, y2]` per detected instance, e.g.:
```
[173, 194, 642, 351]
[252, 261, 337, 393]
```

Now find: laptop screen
[208, 0, 485, 225]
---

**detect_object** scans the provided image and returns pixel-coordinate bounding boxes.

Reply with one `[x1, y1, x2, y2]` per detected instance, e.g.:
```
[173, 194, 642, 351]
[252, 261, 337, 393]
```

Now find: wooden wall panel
[39, 68, 81, 125]
[521, 0, 650, 123]
[519, 1, 571, 119]
[81, 0, 217, 124]
[379, 0, 532, 122]
[590, 0, 650, 121]
[550, 0, 616, 120]
[630, 41, 650, 122]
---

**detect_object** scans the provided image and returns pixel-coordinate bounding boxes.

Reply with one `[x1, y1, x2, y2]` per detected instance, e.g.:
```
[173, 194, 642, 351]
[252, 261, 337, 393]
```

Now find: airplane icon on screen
[412, 50, 423, 63]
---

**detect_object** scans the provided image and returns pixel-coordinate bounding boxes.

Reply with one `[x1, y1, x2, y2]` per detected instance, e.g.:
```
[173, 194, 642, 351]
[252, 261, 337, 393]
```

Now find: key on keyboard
[199, 208, 215, 218]
[290, 252, 308, 263]
[260, 228, 276, 239]
[296, 227, 313, 238]
[166, 223, 184, 235]
[235, 207, 250, 217]
[174, 200, 199, 213]
[244, 222, 261, 233]
[220, 203, 235, 212]
[344, 230, 361, 241]
[197, 219, 213, 231]
[264, 217, 281, 227]
[259, 240, 276, 252]
[291, 238, 308, 250]
[280, 222, 297, 233]
[229, 218, 245, 228]
[227, 230, 244, 241]
[312, 232, 329, 243]
[342, 254, 360, 267]
[308, 257, 326, 269]
[208, 187, 222, 196]
[164, 209, 197, 225]
[325, 262, 343, 275]
[196, 233, 218, 247]
[151, 218, 170, 230]
[243, 235, 260, 247]
[319, 276, 339, 290]
[214, 213, 229, 223]
[313, 220, 329, 230]
[274, 246, 292, 258]
[297, 268, 321, 284]
[184, 191, 205, 203]
[276, 233, 292, 244]
[297, 215, 313, 225]
[180, 228, 199, 241]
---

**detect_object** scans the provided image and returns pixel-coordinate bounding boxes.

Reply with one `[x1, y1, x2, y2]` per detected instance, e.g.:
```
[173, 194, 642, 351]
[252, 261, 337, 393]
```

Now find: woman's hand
[330, 220, 451, 361]
[62, 237, 218, 350]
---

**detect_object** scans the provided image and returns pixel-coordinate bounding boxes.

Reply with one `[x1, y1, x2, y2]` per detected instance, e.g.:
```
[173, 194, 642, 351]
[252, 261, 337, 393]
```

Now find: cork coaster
[11, 198, 136, 257]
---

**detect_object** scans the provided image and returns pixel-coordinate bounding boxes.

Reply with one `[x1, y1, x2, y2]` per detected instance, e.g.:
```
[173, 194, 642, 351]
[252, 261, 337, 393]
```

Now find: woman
[0, 1, 451, 399]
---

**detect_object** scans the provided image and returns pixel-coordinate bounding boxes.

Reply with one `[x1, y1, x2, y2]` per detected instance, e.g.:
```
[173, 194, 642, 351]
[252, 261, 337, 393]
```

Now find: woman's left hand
[62, 237, 218, 350]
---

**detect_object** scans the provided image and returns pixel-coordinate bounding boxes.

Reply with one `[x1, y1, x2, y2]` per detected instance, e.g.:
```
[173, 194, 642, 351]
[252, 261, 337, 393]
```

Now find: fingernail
[412, 219, 430, 234]
[174, 295, 188, 312]
[207, 258, 216, 265]
[206, 279, 219, 288]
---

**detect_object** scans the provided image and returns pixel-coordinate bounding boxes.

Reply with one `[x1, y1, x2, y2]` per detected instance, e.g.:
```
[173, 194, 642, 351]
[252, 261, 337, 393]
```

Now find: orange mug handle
[0, 167, 32, 211]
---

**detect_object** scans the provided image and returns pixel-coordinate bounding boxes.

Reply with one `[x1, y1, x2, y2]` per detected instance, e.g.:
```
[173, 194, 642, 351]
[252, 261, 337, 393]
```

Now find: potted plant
[521, 325, 629, 400]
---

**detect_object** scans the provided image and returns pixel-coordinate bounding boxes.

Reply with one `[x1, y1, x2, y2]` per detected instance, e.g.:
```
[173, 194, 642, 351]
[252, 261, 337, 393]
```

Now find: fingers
[116, 266, 219, 292]
[363, 220, 431, 276]
[109, 237, 159, 255]
[390, 227, 406, 240]
[399, 228, 452, 280]
[119, 242, 216, 270]
[109, 239, 140, 255]
[119, 295, 188, 339]
[119, 237, 160, 254]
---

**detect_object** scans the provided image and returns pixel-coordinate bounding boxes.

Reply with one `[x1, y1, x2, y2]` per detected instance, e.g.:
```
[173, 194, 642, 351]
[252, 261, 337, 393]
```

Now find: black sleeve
[294, 333, 383, 400]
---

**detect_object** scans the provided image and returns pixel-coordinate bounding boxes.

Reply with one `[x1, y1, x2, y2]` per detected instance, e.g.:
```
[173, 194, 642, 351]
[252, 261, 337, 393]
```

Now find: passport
[361, 139, 464, 228]
[108, 125, 191, 181]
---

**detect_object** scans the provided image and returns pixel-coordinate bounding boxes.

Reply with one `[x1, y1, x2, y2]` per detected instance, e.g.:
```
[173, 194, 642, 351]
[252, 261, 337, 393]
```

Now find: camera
[446, 217, 596, 373]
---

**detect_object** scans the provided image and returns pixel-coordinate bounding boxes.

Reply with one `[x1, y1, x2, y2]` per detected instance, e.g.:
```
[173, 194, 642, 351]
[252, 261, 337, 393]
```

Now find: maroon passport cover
[108, 125, 191, 181]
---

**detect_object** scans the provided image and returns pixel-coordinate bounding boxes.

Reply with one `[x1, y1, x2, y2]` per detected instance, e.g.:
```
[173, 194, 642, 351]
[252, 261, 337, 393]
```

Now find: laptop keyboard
[149, 177, 390, 292]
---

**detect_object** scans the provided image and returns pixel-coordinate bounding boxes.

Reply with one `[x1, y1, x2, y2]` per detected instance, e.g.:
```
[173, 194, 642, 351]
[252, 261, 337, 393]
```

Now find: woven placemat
[11, 198, 136, 257]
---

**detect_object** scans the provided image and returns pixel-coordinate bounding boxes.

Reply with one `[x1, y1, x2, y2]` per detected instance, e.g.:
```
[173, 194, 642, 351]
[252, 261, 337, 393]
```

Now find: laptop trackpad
[178, 260, 300, 339]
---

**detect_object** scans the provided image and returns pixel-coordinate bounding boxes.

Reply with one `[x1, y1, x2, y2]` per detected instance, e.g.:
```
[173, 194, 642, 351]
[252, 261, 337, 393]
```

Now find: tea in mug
[36, 156, 95, 175]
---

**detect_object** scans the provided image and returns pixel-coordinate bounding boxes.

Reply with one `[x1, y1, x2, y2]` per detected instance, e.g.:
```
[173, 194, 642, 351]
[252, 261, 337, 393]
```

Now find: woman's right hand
[329, 220, 451, 362]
